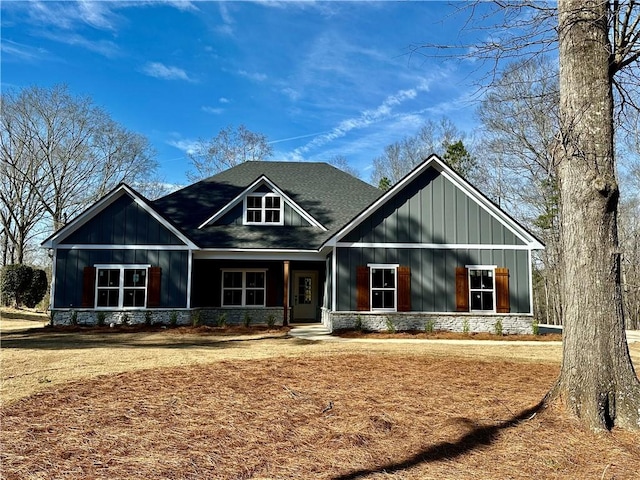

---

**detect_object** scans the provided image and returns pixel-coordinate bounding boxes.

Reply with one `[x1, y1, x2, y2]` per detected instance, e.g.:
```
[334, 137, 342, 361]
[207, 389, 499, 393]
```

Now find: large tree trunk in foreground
[552, 0, 640, 431]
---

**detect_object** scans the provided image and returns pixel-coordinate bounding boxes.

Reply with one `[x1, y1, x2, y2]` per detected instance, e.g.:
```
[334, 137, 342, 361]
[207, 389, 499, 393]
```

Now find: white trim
[49, 250, 57, 311]
[331, 248, 337, 312]
[244, 192, 284, 225]
[55, 244, 191, 250]
[186, 250, 193, 309]
[528, 249, 534, 315]
[94, 264, 151, 310]
[194, 249, 324, 262]
[221, 269, 267, 307]
[465, 265, 497, 314]
[337, 242, 534, 250]
[198, 175, 327, 231]
[325, 155, 544, 250]
[368, 264, 399, 312]
[41, 184, 196, 249]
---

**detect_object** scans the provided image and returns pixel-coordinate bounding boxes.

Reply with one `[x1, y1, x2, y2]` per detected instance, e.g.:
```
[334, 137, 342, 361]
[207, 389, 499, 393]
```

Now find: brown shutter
[82, 266, 96, 307]
[455, 267, 469, 312]
[495, 267, 510, 313]
[397, 266, 411, 312]
[356, 266, 370, 311]
[147, 266, 162, 307]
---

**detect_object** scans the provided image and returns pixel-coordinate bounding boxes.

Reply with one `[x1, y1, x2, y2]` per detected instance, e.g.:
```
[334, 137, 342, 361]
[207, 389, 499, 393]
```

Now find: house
[42, 154, 544, 333]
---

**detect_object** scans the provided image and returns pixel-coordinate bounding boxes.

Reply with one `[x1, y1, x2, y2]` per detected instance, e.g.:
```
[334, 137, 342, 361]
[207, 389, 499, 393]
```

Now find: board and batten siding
[341, 167, 525, 246]
[335, 247, 530, 313]
[53, 249, 189, 309]
[64, 194, 186, 245]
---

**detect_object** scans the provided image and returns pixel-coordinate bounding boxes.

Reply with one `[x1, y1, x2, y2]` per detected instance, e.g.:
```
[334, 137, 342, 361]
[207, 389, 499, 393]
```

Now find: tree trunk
[552, 0, 640, 430]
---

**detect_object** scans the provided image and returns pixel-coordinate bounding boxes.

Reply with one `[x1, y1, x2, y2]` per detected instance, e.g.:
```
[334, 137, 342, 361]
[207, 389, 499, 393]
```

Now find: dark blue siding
[54, 249, 189, 308]
[64, 194, 185, 245]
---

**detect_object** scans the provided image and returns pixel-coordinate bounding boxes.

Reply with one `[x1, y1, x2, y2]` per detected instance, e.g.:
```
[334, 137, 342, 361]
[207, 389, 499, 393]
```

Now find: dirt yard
[2, 309, 639, 480]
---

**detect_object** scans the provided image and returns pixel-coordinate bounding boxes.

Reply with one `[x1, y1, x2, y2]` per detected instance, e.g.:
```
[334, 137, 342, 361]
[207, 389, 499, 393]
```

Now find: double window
[244, 194, 283, 225]
[96, 266, 148, 308]
[222, 270, 266, 307]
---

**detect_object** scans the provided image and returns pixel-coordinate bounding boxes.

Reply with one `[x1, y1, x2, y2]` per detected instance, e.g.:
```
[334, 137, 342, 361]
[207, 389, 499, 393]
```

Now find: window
[468, 267, 495, 312]
[370, 265, 397, 311]
[96, 266, 148, 308]
[222, 270, 266, 307]
[244, 194, 283, 225]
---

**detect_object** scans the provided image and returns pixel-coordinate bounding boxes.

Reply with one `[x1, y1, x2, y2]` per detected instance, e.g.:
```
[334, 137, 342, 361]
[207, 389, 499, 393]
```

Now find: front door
[292, 271, 318, 322]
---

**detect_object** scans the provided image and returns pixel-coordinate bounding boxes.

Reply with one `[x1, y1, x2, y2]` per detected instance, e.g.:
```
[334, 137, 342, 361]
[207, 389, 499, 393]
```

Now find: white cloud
[142, 62, 194, 82]
[1, 40, 48, 62]
[238, 70, 268, 82]
[219, 97, 230, 104]
[39, 30, 120, 58]
[202, 106, 224, 115]
[167, 139, 201, 155]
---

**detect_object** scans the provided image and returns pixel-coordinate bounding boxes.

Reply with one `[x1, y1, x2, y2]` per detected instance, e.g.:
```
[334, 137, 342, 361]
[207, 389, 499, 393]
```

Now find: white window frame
[221, 269, 267, 307]
[466, 265, 497, 313]
[94, 264, 150, 310]
[368, 263, 398, 312]
[243, 193, 284, 225]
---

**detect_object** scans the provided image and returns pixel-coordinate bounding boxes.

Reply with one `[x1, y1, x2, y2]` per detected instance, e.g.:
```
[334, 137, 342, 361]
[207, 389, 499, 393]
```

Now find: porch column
[283, 260, 290, 326]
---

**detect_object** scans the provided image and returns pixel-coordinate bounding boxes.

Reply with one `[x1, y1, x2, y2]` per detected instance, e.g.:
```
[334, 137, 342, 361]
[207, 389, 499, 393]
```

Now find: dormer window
[244, 193, 283, 225]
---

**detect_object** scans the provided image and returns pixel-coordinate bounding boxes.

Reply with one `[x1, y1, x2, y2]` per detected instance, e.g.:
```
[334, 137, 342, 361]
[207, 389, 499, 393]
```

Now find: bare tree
[418, 1, 640, 430]
[370, 117, 469, 186]
[328, 155, 361, 178]
[0, 84, 159, 250]
[186, 124, 272, 182]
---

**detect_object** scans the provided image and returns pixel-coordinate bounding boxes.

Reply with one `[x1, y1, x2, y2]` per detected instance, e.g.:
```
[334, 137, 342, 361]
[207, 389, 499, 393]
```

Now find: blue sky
[2, 1, 490, 187]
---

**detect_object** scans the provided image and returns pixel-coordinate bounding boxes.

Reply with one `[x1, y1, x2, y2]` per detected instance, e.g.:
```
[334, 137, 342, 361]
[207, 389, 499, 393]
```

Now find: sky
[1, 0, 494, 188]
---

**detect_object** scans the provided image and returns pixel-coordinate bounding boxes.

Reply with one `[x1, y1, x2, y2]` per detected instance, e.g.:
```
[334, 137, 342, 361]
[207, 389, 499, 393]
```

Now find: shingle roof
[152, 161, 383, 249]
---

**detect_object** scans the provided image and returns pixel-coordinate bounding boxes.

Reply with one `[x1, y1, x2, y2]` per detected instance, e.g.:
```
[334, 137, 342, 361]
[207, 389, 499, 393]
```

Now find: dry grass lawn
[2, 309, 639, 479]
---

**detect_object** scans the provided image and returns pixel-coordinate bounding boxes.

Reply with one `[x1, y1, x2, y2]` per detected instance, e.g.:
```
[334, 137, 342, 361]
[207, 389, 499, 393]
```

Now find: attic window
[244, 193, 283, 225]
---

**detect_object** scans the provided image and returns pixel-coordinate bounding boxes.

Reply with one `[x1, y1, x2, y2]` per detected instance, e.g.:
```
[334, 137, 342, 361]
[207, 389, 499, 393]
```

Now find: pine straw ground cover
[2, 354, 639, 480]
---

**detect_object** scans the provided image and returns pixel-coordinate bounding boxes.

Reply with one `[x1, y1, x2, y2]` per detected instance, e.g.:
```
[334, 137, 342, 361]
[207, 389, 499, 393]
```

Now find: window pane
[482, 291, 494, 310]
[246, 272, 264, 288]
[372, 290, 383, 309]
[223, 290, 242, 306]
[371, 269, 384, 288]
[482, 270, 493, 289]
[247, 196, 262, 208]
[265, 210, 280, 223]
[471, 292, 482, 310]
[97, 289, 119, 307]
[469, 270, 482, 289]
[383, 269, 395, 287]
[124, 269, 146, 287]
[223, 272, 243, 288]
[382, 290, 395, 308]
[123, 289, 145, 307]
[98, 269, 120, 287]
[246, 289, 264, 306]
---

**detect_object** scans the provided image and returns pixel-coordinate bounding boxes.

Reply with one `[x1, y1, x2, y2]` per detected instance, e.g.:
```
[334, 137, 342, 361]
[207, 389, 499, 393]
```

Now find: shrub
[0, 264, 44, 307]
[243, 313, 252, 328]
[355, 315, 363, 332]
[96, 311, 106, 327]
[267, 314, 276, 328]
[425, 319, 435, 333]
[169, 311, 178, 327]
[70, 310, 78, 326]
[462, 318, 470, 335]
[191, 310, 202, 327]
[145, 311, 152, 326]
[217, 312, 227, 327]
[494, 319, 504, 336]
[532, 319, 540, 335]
[122, 312, 130, 325]
[385, 316, 396, 334]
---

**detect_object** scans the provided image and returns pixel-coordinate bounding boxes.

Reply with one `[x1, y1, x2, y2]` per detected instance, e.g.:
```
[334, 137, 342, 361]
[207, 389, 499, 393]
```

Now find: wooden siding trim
[356, 266, 370, 311]
[495, 267, 510, 313]
[455, 267, 469, 312]
[335, 242, 534, 250]
[82, 267, 96, 307]
[147, 267, 162, 307]
[397, 266, 411, 312]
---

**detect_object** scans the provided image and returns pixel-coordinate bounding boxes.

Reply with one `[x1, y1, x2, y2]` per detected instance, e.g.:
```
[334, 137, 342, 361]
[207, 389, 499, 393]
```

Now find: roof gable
[328, 155, 544, 249]
[198, 175, 326, 230]
[41, 184, 196, 249]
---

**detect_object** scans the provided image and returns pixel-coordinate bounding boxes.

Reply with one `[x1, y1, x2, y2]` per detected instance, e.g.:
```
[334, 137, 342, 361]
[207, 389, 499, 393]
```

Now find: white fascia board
[324, 154, 544, 250]
[197, 175, 327, 231]
[193, 248, 325, 262]
[41, 184, 197, 250]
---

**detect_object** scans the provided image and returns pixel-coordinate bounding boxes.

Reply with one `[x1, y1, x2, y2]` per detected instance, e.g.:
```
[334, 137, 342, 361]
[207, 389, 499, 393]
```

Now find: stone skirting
[49, 308, 288, 327]
[321, 308, 534, 335]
